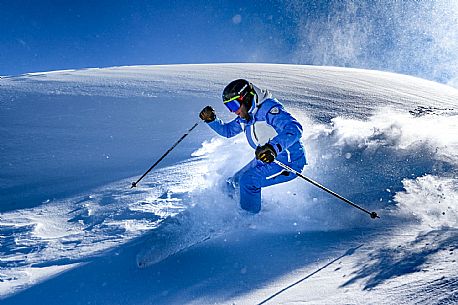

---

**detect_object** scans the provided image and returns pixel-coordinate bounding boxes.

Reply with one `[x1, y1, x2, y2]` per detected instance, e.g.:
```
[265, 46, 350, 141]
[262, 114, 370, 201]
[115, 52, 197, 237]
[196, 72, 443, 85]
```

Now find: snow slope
[0, 64, 457, 304]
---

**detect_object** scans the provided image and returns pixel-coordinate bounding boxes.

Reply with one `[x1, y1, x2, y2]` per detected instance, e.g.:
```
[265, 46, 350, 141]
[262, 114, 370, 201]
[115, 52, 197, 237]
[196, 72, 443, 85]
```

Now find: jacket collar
[249, 84, 272, 114]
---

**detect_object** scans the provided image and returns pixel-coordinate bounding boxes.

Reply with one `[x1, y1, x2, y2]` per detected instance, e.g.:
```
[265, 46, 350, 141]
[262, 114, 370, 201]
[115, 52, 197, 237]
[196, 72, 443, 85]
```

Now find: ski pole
[131, 122, 199, 188]
[273, 160, 380, 219]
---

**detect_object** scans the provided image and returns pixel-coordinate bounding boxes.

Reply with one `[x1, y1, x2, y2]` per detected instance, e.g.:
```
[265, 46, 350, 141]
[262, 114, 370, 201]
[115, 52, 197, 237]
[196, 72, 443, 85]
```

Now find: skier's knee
[239, 171, 260, 189]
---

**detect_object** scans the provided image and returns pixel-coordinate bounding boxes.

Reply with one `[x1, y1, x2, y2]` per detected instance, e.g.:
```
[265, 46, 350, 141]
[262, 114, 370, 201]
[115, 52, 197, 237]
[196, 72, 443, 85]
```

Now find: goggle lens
[224, 99, 241, 112]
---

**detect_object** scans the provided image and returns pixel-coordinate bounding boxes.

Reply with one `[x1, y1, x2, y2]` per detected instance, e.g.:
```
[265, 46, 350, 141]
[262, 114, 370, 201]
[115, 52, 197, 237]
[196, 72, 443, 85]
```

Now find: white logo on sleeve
[269, 107, 280, 114]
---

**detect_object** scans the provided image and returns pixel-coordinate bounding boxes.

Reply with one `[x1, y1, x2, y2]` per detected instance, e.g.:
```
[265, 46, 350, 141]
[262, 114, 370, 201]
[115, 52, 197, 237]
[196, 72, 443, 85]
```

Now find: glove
[255, 143, 277, 163]
[199, 106, 216, 123]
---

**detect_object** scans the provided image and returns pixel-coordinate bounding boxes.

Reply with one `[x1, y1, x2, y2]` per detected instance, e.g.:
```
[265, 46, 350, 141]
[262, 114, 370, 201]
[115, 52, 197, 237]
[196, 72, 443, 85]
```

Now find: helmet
[222, 79, 255, 112]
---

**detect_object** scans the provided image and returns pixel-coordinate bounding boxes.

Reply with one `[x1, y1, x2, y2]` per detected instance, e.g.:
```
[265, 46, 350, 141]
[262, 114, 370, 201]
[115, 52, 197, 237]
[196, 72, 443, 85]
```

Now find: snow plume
[287, 0, 458, 87]
[396, 175, 458, 228]
[306, 108, 458, 228]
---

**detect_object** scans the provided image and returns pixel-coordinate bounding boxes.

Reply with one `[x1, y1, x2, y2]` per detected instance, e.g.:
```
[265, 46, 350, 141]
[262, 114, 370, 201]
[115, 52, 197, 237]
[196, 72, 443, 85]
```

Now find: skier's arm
[266, 106, 303, 154]
[207, 117, 243, 138]
[199, 106, 243, 138]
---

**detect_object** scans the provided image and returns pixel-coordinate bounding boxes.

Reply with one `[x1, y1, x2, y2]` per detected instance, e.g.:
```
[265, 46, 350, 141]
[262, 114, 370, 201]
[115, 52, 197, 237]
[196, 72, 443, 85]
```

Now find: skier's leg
[225, 159, 257, 199]
[239, 167, 263, 213]
[239, 156, 306, 213]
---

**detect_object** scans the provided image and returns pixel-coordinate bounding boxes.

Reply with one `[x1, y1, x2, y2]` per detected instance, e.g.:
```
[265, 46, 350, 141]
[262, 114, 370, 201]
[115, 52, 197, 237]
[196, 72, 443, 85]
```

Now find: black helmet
[222, 79, 255, 112]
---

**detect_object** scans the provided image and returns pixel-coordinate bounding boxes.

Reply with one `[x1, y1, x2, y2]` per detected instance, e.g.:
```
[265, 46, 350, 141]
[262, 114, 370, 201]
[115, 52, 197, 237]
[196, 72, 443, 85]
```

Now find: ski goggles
[223, 95, 242, 112]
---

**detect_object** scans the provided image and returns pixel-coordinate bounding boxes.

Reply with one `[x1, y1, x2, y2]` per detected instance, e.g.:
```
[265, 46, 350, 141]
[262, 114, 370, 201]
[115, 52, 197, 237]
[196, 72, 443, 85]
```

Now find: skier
[199, 79, 307, 213]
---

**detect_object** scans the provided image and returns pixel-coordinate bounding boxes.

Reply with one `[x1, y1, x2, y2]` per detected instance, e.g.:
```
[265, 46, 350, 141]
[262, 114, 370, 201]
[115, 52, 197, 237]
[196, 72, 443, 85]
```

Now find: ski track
[0, 158, 209, 297]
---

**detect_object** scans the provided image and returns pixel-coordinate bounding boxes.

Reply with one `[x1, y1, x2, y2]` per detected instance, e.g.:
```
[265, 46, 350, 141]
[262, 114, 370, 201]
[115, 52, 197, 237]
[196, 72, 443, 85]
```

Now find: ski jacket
[207, 85, 306, 163]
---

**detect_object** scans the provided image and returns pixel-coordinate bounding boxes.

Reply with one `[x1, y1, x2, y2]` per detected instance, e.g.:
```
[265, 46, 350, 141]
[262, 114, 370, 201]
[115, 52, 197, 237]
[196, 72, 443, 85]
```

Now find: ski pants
[228, 154, 306, 213]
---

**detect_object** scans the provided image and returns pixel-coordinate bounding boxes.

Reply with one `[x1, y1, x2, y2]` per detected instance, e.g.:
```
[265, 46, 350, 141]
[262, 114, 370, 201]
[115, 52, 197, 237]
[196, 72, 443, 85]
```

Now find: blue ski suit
[207, 85, 307, 213]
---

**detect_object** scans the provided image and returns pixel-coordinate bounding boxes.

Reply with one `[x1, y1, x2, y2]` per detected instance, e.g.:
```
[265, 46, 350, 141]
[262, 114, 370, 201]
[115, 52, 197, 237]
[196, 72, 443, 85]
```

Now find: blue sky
[1, 1, 457, 85]
[0, 0, 300, 74]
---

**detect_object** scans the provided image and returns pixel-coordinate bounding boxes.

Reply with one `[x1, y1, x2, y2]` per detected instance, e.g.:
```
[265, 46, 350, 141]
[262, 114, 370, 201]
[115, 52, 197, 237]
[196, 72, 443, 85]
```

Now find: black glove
[199, 106, 216, 123]
[255, 143, 277, 163]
